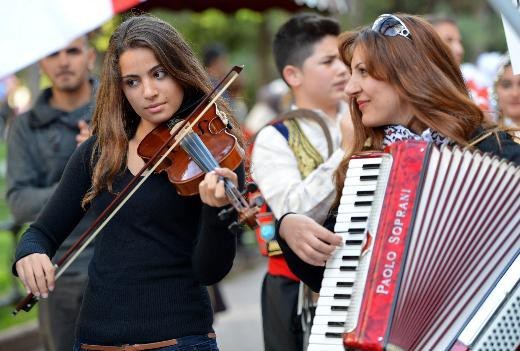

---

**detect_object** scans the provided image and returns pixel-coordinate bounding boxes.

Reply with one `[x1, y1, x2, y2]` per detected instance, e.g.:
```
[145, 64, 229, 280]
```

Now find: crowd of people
[2, 7, 519, 351]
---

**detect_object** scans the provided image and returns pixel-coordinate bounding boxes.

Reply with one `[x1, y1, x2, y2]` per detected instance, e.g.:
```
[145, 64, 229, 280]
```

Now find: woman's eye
[155, 70, 167, 79]
[500, 80, 512, 89]
[125, 79, 138, 87]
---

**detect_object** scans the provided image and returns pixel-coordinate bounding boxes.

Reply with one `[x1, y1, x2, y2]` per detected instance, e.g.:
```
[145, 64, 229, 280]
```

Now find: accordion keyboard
[308, 155, 393, 351]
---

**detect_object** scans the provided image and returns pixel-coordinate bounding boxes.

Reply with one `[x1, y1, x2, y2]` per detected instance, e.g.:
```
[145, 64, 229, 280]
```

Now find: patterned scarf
[382, 125, 453, 147]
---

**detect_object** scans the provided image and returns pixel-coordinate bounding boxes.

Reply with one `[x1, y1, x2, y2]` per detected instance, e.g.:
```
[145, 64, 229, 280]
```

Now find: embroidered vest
[260, 114, 331, 256]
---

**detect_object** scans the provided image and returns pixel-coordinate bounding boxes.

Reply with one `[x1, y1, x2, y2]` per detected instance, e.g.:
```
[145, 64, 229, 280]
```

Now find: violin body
[137, 103, 244, 196]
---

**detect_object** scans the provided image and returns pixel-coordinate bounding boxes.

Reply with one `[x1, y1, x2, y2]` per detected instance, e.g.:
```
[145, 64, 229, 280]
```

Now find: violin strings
[181, 132, 246, 208]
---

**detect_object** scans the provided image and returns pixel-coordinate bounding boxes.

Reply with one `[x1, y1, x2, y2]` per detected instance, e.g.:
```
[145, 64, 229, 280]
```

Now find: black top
[14, 137, 242, 344]
[277, 130, 520, 293]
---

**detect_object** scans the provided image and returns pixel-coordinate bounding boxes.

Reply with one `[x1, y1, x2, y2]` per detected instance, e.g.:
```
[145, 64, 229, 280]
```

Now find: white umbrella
[0, 0, 143, 79]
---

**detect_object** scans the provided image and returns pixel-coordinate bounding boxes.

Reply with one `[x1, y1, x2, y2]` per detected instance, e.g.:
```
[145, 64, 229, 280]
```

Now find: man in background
[6, 35, 96, 351]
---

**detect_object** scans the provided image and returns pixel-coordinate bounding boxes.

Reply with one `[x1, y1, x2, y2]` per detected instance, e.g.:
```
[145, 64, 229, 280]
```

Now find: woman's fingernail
[42, 293, 48, 299]
[49, 286, 54, 292]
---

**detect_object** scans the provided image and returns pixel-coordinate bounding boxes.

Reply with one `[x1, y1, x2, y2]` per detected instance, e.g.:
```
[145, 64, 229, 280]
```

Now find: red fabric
[466, 79, 490, 113]
[112, 0, 142, 13]
[267, 255, 299, 282]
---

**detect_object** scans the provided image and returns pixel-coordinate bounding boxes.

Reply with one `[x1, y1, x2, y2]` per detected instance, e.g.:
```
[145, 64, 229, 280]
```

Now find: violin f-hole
[208, 117, 226, 135]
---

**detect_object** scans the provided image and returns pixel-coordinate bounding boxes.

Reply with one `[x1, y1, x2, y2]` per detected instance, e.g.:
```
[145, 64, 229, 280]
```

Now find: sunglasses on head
[371, 14, 411, 40]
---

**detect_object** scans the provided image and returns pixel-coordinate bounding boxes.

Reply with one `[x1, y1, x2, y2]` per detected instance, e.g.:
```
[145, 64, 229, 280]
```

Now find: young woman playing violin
[14, 14, 244, 351]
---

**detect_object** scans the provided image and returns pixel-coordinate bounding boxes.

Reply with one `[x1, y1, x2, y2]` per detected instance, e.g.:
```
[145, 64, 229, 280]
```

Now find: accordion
[308, 140, 520, 351]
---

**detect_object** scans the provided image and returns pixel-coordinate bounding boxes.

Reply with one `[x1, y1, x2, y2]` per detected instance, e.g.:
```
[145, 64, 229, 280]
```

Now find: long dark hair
[334, 14, 484, 205]
[84, 14, 241, 205]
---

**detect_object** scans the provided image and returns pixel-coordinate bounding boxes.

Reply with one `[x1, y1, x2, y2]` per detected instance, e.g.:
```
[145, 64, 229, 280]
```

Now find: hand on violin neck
[198, 167, 238, 207]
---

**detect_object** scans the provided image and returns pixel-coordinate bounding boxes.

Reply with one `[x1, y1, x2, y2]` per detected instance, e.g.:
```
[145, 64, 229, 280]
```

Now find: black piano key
[331, 306, 349, 311]
[337, 282, 354, 287]
[356, 190, 375, 196]
[340, 266, 357, 272]
[325, 332, 344, 338]
[348, 228, 365, 234]
[350, 216, 368, 222]
[360, 175, 378, 181]
[362, 163, 381, 170]
[333, 294, 352, 299]
[345, 240, 363, 245]
[354, 201, 372, 207]
[328, 321, 345, 327]
[342, 255, 360, 261]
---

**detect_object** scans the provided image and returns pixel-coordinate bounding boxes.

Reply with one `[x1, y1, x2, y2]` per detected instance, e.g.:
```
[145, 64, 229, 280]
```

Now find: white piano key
[307, 343, 344, 351]
[312, 314, 347, 325]
[334, 223, 366, 233]
[346, 168, 380, 178]
[316, 296, 350, 307]
[320, 277, 355, 287]
[315, 304, 350, 317]
[334, 212, 370, 222]
[336, 233, 365, 241]
[328, 248, 361, 260]
[337, 204, 373, 214]
[342, 183, 377, 195]
[319, 286, 353, 297]
[307, 344, 344, 351]
[323, 269, 357, 279]
[326, 258, 359, 269]
[311, 323, 345, 336]
[340, 194, 375, 204]
[340, 178, 378, 187]
[309, 334, 345, 345]
[347, 158, 383, 168]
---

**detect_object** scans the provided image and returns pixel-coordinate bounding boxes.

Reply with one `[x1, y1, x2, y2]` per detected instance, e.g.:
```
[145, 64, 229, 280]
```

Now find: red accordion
[308, 140, 520, 351]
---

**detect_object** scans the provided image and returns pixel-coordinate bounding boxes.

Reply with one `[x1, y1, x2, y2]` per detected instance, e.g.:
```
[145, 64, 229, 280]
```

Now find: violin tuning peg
[253, 196, 265, 207]
[228, 222, 242, 235]
[245, 183, 258, 193]
[218, 206, 235, 221]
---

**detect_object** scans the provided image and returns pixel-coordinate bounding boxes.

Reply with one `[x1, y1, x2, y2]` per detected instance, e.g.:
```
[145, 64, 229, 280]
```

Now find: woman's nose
[344, 77, 360, 97]
[143, 79, 158, 99]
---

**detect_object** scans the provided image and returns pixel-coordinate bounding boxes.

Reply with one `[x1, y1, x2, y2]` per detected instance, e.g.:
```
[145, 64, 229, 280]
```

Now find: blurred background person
[427, 14, 491, 116]
[0, 75, 31, 139]
[243, 79, 290, 138]
[6, 35, 96, 351]
[203, 42, 248, 124]
[251, 13, 350, 351]
[492, 54, 520, 137]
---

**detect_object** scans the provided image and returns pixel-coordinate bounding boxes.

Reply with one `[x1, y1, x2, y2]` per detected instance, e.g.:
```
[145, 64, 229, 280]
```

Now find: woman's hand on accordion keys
[279, 213, 342, 266]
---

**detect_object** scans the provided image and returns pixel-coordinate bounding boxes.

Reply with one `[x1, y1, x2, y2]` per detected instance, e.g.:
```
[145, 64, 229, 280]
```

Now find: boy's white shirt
[251, 102, 348, 224]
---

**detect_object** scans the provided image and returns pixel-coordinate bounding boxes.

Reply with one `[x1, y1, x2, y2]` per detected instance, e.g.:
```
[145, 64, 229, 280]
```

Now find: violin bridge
[215, 105, 231, 129]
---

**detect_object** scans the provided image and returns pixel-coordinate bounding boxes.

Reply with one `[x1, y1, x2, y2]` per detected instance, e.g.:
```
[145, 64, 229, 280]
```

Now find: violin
[137, 103, 242, 196]
[13, 65, 260, 315]
[137, 100, 258, 230]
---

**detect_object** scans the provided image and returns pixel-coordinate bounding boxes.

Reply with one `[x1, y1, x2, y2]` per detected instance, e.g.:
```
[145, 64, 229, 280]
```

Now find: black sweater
[14, 137, 241, 344]
[277, 130, 520, 293]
